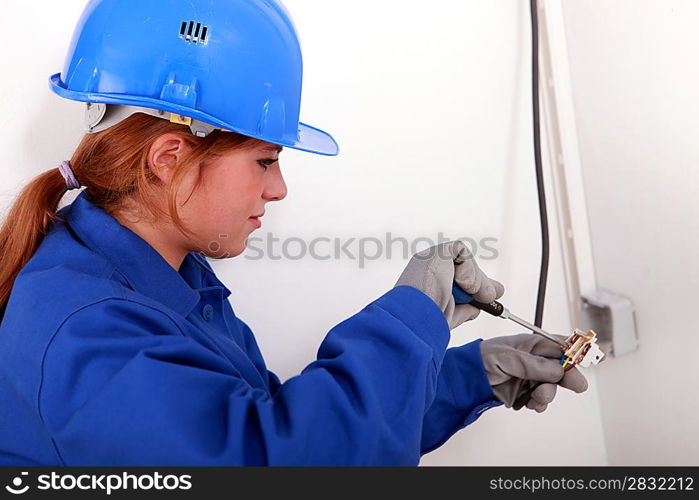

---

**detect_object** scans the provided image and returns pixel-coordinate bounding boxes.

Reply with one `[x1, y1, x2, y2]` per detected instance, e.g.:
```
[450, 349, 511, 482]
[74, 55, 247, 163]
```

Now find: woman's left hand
[479, 333, 588, 412]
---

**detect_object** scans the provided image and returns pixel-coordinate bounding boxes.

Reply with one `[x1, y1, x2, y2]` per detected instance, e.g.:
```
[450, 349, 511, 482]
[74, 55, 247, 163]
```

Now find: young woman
[0, 0, 587, 466]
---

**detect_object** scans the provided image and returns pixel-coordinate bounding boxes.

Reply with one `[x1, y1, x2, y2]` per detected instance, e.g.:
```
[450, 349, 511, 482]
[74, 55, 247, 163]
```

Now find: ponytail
[0, 169, 69, 317]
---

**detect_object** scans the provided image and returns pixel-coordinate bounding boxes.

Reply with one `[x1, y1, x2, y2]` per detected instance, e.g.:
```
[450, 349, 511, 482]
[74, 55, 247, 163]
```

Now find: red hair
[0, 112, 261, 316]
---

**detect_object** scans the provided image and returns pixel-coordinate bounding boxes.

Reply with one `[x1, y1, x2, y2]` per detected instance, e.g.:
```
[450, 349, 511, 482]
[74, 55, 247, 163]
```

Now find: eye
[257, 158, 278, 170]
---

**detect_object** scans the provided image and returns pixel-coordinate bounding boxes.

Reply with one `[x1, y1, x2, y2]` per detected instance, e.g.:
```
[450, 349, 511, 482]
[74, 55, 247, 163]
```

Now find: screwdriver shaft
[450, 283, 567, 348]
[500, 308, 566, 347]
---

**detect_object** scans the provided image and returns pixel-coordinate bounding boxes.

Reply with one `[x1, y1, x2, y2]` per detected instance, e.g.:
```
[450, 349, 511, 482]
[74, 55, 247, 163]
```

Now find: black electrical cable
[530, 0, 549, 328]
[509, 0, 553, 409]
[461, 2, 551, 410]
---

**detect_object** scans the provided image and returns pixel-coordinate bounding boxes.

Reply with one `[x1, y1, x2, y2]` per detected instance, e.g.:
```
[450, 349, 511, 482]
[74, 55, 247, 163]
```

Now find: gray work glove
[479, 333, 588, 412]
[394, 240, 505, 330]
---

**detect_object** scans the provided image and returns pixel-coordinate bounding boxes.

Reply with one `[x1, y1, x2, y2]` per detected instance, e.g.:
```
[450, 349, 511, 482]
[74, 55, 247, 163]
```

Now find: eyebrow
[262, 145, 284, 153]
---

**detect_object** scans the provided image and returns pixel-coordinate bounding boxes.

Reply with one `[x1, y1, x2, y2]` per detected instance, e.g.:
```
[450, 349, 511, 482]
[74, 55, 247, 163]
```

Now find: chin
[199, 240, 247, 260]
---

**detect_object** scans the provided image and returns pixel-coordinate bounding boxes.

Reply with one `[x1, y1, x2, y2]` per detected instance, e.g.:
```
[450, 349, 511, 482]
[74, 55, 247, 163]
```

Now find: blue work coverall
[0, 190, 502, 465]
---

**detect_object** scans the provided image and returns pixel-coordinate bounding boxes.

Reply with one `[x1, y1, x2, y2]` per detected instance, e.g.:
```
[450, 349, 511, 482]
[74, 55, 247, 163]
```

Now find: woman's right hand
[393, 240, 505, 330]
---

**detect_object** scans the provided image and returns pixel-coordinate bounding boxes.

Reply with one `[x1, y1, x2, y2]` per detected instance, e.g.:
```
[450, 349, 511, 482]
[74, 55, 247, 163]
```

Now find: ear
[147, 133, 193, 186]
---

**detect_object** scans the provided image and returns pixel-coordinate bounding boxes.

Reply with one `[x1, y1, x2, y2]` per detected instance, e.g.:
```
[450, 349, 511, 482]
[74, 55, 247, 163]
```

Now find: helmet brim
[49, 73, 339, 156]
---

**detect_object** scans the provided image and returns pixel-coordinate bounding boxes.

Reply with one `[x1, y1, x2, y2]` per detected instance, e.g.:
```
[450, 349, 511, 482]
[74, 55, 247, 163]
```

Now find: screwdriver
[451, 282, 569, 411]
[451, 283, 566, 348]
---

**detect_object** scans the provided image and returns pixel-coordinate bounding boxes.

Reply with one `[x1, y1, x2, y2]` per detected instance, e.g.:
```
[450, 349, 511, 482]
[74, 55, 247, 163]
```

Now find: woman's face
[174, 139, 288, 260]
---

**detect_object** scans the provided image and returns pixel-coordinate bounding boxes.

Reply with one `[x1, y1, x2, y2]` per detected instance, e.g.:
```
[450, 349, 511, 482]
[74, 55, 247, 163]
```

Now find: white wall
[0, 0, 608, 465]
[561, 0, 699, 465]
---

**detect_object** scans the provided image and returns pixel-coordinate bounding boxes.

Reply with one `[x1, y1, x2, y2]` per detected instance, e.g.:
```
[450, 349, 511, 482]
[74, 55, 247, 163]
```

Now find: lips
[248, 216, 262, 229]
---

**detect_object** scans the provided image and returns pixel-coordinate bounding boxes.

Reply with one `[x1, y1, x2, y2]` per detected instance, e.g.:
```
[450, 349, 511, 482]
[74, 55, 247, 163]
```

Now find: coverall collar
[64, 190, 231, 317]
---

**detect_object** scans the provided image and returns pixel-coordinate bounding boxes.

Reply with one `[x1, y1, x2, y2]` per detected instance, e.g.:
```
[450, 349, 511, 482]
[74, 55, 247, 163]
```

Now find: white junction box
[580, 289, 639, 358]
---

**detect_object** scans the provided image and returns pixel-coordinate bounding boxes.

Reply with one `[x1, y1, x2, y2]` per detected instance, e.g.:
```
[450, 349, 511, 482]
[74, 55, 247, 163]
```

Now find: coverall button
[202, 304, 214, 321]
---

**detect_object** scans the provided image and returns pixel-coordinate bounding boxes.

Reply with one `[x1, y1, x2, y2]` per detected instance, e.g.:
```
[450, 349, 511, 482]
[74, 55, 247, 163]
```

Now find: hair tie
[57, 160, 81, 190]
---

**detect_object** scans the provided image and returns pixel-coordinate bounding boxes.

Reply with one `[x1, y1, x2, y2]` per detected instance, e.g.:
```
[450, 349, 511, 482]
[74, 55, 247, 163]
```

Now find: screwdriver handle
[451, 283, 505, 317]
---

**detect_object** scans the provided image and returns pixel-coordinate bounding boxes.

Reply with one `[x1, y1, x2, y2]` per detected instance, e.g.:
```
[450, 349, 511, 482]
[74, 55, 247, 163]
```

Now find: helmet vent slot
[179, 20, 208, 44]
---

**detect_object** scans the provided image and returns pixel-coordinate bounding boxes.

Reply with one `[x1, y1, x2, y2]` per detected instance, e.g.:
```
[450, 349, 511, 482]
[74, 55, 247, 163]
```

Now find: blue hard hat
[48, 0, 339, 156]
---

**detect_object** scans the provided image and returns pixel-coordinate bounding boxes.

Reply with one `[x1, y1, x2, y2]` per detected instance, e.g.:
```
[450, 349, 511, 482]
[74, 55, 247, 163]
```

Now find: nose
[262, 163, 288, 202]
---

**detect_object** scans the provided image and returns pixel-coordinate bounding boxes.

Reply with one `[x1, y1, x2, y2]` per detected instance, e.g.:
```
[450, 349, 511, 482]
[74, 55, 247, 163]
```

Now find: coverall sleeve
[419, 339, 504, 455]
[38, 286, 450, 465]
[233, 317, 283, 396]
[237, 311, 503, 455]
